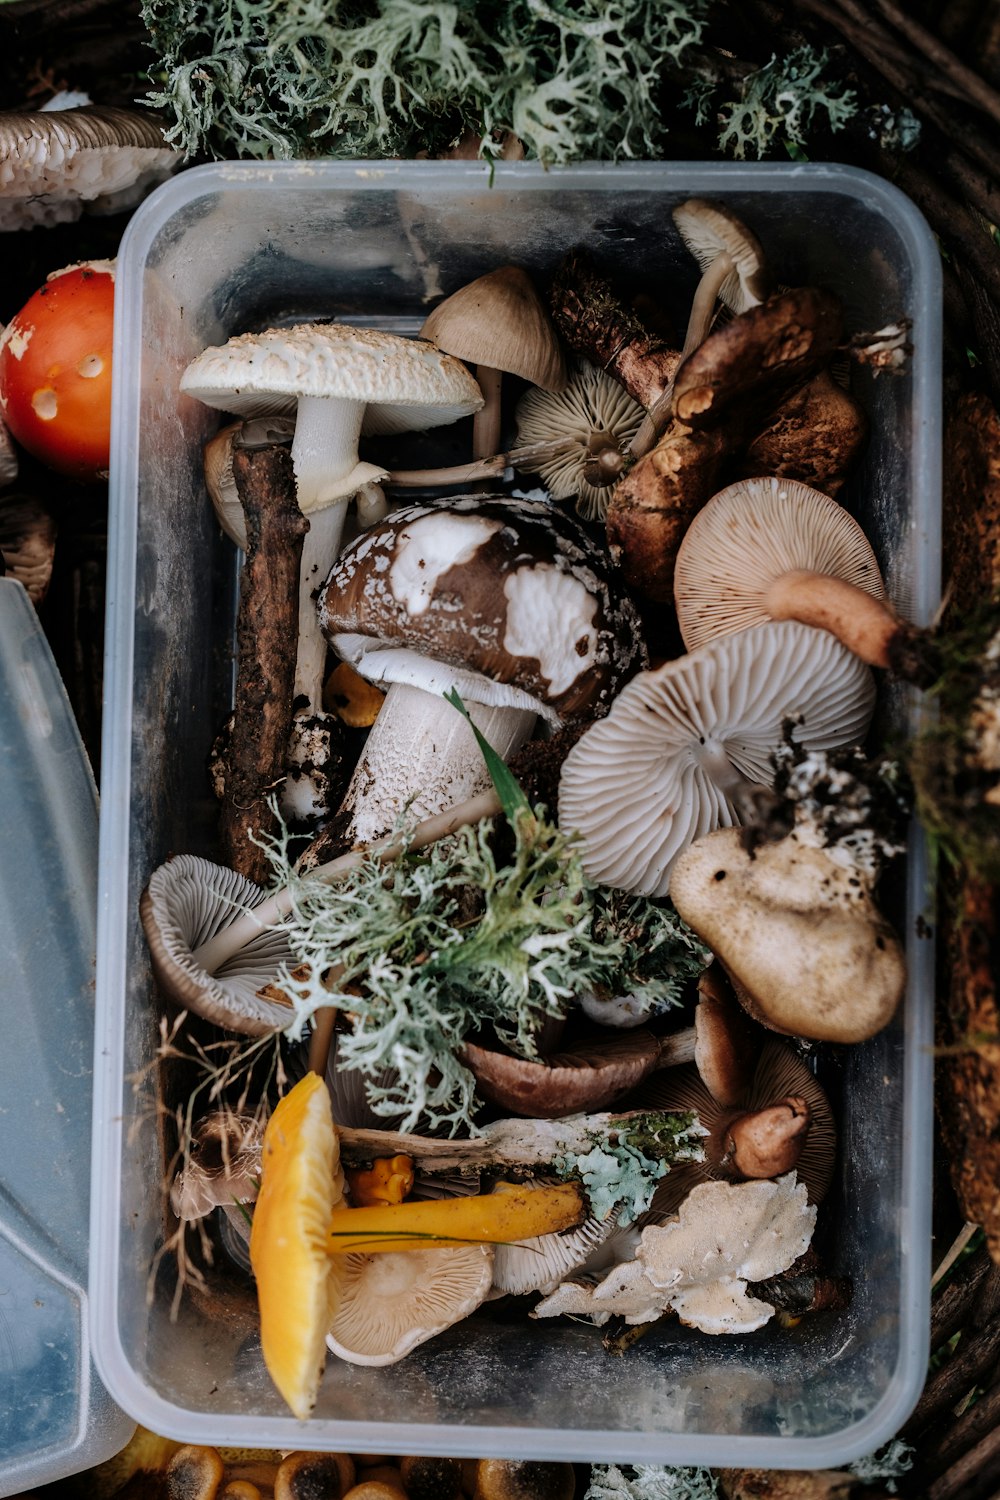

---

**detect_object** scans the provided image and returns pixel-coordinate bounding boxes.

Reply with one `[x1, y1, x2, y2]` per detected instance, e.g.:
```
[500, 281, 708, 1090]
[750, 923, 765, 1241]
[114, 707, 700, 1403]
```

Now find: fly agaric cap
[140, 854, 295, 1035]
[420, 266, 567, 393]
[672, 286, 844, 431]
[514, 361, 644, 522]
[638, 1174, 817, 1334]
[672, 198, 771, 354]
[669, 826, 906, 1042]
[0, 105, 177, 231]
[674, 476, 887, 652]
[321, 495, 646, 726]
[180, 323, 484, 514]
[558, 620, 876, 897]
[325, 1243, 494, 1366]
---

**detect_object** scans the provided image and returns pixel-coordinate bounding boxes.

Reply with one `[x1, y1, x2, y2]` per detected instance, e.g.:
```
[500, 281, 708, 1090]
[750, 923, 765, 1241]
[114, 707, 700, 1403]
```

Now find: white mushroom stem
[680, 250, 737, 358]
[337, 681, 536, 846]
[334, 1111, 676, 1173]
[763, 569, 902, 669]
[191, 786, 502, 975]
[295, 502, 349, 710]
[290, 394, 368, 512]
[696, 738, 772, 823]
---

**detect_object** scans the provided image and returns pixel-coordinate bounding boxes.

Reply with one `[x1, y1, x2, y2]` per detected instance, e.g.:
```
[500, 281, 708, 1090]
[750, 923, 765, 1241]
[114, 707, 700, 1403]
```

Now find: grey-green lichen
[586, 1465, 719, 1500]
[265, 803, 708, 1134]
[556, 1110, 704, 1224]
[141, 0, 710, 162]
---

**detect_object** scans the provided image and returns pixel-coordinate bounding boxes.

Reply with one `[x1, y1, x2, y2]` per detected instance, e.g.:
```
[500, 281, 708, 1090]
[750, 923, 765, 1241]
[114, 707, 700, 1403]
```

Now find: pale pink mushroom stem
[764, 569, 900, 668]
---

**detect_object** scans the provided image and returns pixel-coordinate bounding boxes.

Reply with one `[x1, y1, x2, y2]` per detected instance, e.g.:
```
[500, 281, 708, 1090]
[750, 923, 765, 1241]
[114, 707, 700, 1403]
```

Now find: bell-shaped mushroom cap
[0, 106, 177, 231]
[558, 620, 876, 897]
[669, 826, 906, 1042]
[140, 854, 295, 1034]
[638, 1174, 816, 1334]
[420, 266, 567, 392]
[325, 1243, 493, 1366]
[672, 199, 770, 317]
[514, 361, 644, 522]
[472, 1460, 576, 1500]
[321, 495, 647, 726]
[674, 477, 887, 652]
[181, 323, 483, 435]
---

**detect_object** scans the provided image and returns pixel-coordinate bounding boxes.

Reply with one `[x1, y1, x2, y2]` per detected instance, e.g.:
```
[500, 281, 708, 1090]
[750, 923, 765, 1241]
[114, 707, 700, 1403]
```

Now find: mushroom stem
[696, 737, 774, 823]
[472, 364, 503, 459]
[763, 568, 931, 678]
[295, 501, 348, 710]
[191, 786, 502, 976]
[336, 681, 536, 846]
[724, 1096, 811, 1179]
[681, 250, 737, 358]
[290, 394, 371, 512]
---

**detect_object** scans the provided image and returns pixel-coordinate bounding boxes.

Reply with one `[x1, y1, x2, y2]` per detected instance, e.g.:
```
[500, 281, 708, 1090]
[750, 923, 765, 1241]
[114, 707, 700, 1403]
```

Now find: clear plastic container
[92, 161, 940, 1468]
[0, 578, 133, 1496]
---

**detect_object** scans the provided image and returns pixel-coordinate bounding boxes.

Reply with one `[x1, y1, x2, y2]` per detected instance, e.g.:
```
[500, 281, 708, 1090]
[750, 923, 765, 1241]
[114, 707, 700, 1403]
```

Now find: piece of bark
[901, 1309, 1000, 1437]
[931, 1243, 997, 1349]
[928, 1376, 1000, 1478]
[218, 444, 307, 883]
[550, 249, 681, 409]
[927, 1420, 1000, 1500]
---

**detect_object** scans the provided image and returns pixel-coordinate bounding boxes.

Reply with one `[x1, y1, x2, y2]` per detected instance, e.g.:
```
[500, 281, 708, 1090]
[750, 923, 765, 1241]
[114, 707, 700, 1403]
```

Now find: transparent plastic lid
[0, 578, 133, 1496]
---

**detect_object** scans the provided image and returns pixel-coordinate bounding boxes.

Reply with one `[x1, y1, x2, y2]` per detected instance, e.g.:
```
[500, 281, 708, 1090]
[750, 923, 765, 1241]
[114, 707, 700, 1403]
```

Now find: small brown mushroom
[472, 1459, 576, 1500]
[420, 266, 566, 458]
[274, 1452, 355, 1500]
[0, 493, 57, 605]
[738, 369, 868, 497]
[343, 1484, 406, 1500]
[399, 1456, 464, 1500]
[166, 1446, 225, 1500]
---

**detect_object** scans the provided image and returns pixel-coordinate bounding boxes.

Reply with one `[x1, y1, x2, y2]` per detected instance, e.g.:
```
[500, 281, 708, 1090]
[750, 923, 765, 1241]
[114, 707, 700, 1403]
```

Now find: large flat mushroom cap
[325, 1243, 493, 1366]
[321, 495, 646, 724]
[558, 620, 876, 897]
[674, 477, 886, 651]
[180, 323, 484, 433]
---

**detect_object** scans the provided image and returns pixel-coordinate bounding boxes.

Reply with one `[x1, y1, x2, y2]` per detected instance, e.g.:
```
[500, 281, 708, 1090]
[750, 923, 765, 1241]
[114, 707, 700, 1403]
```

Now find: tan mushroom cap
[514, 361, 644, 522]
[672, 199, 771, 350]
[674, 476, 887, 652]
[557, 620, 876, 897]
[274, 1452, 356, 1500]
[669, 826, 906, 1043]
[472, 1461, 576, 1500]
[165, 1445, 225, 1500]
[420, 266, 567, 392]
[0, 105, 177, 230]
[325, 1243, 493, 1366]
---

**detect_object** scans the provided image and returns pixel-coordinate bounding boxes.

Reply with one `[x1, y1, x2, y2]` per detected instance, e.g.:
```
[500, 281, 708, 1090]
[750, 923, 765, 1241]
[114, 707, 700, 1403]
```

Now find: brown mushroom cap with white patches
[140, 854, 295, 1035]
[669, 826, 907, 1043]
[514, 361, 644, 522]
[0, 105, 177, 231]
[557, 620, 876, 898]
[674, 476, 887, 652]
[321, 495, 646, 726]
[325, 1243, 493, 1366]
[637, 1174, 817, 1335]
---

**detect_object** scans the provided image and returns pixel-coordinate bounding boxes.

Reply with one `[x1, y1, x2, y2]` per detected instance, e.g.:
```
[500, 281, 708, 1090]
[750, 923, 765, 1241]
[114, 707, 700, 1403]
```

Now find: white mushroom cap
[514, 362, 644, 522]
[558, 621, 876, 897]
[531, 1259, 667, 1327]
[637, 1174, 816, 1334]
[180, 323, 484, 514]
[325, 1243, 493, 1366]
[140, 854, 295, 1034]
[0, 106, 177, 231]
[674, 477, 887, 651]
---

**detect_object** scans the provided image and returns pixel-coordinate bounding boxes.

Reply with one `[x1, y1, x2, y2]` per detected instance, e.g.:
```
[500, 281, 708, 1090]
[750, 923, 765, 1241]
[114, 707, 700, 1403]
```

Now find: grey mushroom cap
[140, 854, 295, 1035]
[674, 476, 887, 652]
[558, 620, 876, 897]
[0, 105, 177, 231]
[321, 495, 647, 726]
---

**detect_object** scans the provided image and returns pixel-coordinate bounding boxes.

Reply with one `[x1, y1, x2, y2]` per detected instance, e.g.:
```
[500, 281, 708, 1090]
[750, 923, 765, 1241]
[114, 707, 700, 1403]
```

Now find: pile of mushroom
[148, 202, 918, 1407]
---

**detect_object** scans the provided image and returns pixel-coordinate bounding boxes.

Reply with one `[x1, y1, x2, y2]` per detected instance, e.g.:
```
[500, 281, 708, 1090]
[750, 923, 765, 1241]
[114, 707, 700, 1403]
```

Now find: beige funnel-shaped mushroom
[325, 1242, 493, 1366]
[673, 476, 890, 655]
[669, 826, 906, 1043]
[558, 620, 876, 898]
[637, 1174, 817, 1334]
